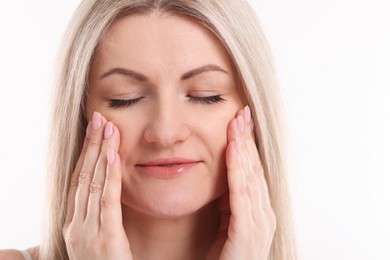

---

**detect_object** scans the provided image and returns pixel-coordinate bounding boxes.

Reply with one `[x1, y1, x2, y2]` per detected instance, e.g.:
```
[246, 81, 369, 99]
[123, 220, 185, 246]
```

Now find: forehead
[94, 13, 235, 76]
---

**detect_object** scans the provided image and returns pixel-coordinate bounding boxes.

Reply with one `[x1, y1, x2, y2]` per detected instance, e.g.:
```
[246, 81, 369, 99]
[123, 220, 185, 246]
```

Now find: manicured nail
[104, 122, 113, 139]
[86, 122, 92, 138]
[107, 148, 115, 165]
[235, 138, 240, 153]
[237, 115, 244, 134]
[92, 112, 101, 130]
[244, 106, 251, 124]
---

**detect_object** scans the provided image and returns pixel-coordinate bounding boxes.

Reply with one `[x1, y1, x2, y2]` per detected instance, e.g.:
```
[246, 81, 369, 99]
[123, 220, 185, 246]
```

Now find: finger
[241, 106, 274, 218]
[244, 148, 272, 215]
[100, 149, 124, 236]
[228, 106, 266, 222]
[226, 117, 251, 229]
[243, 106, 273, 212]
[85, 122, 120, 226]
[73, 112, 107, 223]
[242, 106, 259, 168]
[65, 122, 91, 225]
[227, 108, 242, 142]
[239, 108, 264, 219]
[228, 105, 252, 142]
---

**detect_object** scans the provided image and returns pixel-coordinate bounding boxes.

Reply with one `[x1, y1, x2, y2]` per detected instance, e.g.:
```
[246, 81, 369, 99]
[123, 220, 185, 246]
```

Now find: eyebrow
[181, 64, 228, 80]
[100, 67, 148, 81]
[100, 64, 228, 81]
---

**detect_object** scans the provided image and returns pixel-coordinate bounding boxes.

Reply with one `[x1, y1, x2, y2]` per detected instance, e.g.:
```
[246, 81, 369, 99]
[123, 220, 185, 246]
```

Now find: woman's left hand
[206, 106, 276, 260]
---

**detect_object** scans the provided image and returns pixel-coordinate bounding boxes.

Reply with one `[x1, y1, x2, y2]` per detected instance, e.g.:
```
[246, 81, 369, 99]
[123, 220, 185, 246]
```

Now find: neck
[122, 200, 219, 260]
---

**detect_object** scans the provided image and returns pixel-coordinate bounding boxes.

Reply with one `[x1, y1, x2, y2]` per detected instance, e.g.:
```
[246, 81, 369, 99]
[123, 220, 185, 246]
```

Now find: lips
[135, 158, 200, 179]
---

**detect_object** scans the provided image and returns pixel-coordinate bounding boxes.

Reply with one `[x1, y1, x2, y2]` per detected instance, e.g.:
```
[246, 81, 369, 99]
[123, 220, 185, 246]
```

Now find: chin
[121, 184, 223, 219]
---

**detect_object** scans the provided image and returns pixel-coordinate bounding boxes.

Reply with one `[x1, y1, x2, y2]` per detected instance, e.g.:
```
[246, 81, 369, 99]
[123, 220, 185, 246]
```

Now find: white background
[1, 1, 389, 259]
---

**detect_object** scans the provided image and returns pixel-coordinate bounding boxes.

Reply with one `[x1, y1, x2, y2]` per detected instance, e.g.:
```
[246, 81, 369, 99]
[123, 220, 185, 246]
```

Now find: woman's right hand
[63, 112, 133, 260]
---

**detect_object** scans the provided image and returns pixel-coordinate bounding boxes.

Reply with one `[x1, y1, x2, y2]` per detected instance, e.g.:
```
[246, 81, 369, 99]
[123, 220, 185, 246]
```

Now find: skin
[0, 13, 275, 260]
[87, 14, 245, 221]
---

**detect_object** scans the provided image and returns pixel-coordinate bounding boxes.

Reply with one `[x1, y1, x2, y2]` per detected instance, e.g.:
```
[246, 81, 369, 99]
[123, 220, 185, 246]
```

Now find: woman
[1, 0, 296, 259]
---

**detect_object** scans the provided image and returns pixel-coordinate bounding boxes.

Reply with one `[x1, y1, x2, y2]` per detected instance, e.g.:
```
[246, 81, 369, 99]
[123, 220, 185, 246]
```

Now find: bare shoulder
[0, 246, 39, 260]
[0, 249, 24, 260]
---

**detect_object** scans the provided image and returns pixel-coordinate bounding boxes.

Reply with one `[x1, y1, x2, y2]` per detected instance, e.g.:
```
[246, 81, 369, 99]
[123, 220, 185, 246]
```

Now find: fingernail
[237, 115, 244, 134]
[92, 112, 101, 130]
[235, 138, 240, 153]
[86, 122, 92, 138]
[104, 122, 113, 139]
[244, 106, 251, 124]
[107, 148, 115, 165]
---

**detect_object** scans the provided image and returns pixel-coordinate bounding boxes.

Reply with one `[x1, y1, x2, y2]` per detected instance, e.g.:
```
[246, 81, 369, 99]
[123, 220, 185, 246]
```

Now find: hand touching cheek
[207, 106, 276, 260]
[63, 112, 133, 260]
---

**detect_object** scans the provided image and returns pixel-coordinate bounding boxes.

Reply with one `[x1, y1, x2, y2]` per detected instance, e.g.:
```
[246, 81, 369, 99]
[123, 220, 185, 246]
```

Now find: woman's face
[87, 14, 246, 218]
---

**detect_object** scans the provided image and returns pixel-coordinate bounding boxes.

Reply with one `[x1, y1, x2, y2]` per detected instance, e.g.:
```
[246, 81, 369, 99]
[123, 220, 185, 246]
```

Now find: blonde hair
[42, 0, 297, 259]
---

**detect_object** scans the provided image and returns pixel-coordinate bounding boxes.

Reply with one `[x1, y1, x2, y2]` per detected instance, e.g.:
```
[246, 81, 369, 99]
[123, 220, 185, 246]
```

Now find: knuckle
[79, 169, 93, 184]
[235, 183, 248, 197]
[88, 135, 103, 148]
[89, 181, 103, 193]
[100, 196, 114, 208]
[105, 170, 119, 182]
[269, 211, 277, 231]
[81, 139, 89, 152]
[227, 160, 242, 174]
[62, 225, 69, 237]
[70, 173, 79, 188]
[63, 226, 78, 245]
[260, 209, 277, 235]
[247, 173, 258, 186]
[253, 162, 263, 175]
[80, 145, 88, 155]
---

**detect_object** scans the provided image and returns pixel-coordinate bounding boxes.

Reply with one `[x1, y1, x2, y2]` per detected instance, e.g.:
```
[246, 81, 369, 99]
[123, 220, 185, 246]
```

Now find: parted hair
[41, 0, 297, 259]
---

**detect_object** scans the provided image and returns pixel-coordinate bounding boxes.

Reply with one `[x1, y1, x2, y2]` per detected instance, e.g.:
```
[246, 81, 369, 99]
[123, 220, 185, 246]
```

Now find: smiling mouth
[156, 163, 181, 167]
[135, 159, 200, 179]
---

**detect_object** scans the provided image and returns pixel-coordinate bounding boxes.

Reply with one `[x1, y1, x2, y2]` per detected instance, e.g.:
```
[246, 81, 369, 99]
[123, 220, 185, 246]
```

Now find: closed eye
[109, 97, 144, 108]
[188, 95, 226, 104]
[108, 95, 226, 108]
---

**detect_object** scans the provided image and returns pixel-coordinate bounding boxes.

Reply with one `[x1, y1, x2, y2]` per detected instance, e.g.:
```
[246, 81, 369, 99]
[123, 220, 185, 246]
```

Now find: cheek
[118, 126, 144, 160]
[103, 112, 144, 159]
[200, 112, 232, 162]
[201, 115, 232, 194]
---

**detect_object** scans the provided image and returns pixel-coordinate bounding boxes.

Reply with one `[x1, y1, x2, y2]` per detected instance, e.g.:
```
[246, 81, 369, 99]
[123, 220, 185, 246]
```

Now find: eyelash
[188, 95, 226, 104]
[109, 97, 144, 108]
[108, 95, 226, 108]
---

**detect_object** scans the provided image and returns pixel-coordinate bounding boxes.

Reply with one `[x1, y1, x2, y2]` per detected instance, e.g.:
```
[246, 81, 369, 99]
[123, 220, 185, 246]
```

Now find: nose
[143, 100, 191, 147]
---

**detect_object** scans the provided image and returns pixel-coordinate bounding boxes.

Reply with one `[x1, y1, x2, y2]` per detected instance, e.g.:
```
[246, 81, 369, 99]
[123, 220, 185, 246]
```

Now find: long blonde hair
[42, 0, 297, 259]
